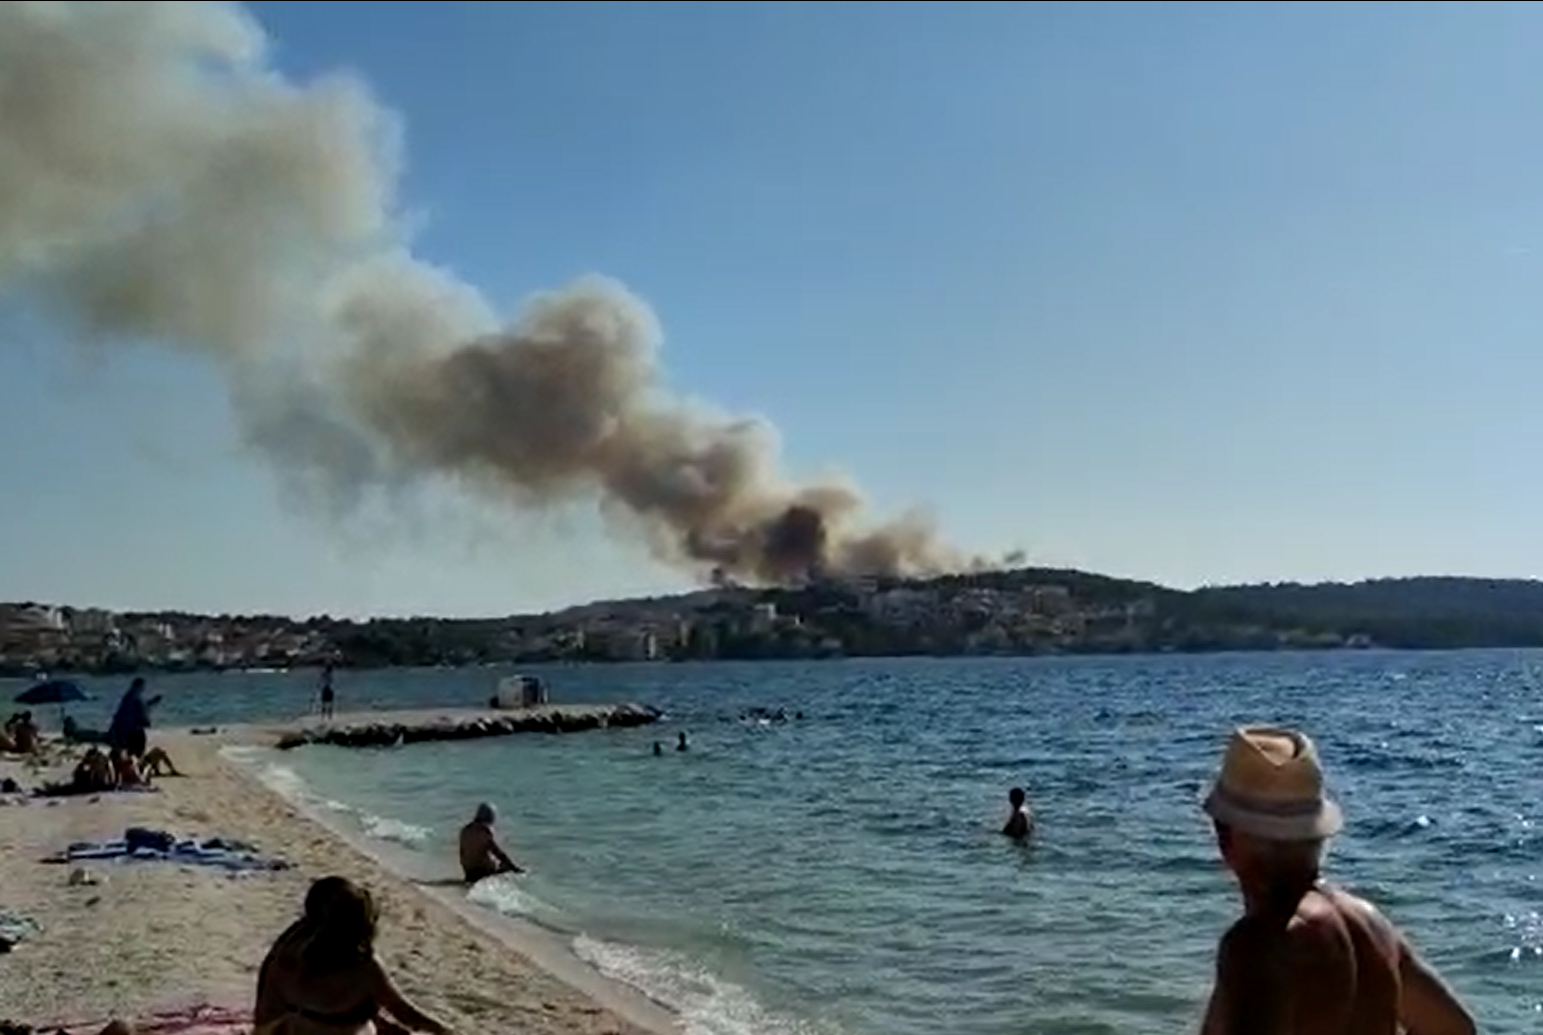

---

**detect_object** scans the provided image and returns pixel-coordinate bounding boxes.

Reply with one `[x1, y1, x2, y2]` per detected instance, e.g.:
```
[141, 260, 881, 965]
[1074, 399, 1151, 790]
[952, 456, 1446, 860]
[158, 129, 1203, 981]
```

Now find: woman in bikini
[254, 877, 455, 1035]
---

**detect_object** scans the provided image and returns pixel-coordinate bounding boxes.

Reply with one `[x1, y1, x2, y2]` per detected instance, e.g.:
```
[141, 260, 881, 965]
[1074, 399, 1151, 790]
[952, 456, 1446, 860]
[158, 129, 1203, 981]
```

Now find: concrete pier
[267, 702, 662, 750]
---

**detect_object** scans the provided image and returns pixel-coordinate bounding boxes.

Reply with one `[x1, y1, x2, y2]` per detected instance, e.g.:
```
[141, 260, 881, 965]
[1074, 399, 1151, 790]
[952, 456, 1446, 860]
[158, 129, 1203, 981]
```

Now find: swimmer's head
[474, 802, 496, 825]
[1008, 787, 1026, 808]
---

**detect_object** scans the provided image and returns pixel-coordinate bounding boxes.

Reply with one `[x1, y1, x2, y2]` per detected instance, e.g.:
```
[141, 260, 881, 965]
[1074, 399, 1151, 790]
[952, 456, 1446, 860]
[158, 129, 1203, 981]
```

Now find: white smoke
[0, 0, 1006, 582]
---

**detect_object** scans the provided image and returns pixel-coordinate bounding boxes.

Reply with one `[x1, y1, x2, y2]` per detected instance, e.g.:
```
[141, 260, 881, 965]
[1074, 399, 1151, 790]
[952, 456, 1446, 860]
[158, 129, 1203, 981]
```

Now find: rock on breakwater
[270, 703, 662, 750]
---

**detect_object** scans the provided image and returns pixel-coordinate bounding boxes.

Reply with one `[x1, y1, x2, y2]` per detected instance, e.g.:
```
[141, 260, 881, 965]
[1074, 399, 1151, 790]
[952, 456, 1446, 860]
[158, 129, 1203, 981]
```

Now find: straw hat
[1202, 725, 1342, 842]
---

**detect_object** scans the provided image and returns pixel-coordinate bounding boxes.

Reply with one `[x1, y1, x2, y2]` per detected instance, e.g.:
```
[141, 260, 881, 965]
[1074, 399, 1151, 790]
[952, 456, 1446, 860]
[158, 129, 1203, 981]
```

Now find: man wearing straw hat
[1198, 725, 1474, 1035]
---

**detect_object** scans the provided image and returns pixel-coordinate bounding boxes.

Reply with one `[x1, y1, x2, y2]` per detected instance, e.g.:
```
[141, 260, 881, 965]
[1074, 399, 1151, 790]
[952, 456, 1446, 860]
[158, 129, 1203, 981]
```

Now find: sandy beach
[0, 725, 677, 1035]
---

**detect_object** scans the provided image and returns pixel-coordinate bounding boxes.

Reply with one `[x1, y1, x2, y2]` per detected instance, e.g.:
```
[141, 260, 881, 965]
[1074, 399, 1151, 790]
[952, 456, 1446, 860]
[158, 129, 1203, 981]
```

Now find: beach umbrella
[15, 678, 90, 723]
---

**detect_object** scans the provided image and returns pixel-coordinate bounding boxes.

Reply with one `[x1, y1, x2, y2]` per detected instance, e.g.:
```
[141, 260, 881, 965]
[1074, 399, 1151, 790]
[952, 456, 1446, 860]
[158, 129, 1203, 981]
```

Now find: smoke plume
[0, 0, 1004, 584]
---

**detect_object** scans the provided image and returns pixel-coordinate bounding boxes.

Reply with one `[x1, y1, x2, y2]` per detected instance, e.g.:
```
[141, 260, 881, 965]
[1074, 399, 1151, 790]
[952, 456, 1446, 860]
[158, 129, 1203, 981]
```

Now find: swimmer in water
[677, 731, 689, 752]
[1002, 787, 1033, 841]
[458, 803, 523, 884]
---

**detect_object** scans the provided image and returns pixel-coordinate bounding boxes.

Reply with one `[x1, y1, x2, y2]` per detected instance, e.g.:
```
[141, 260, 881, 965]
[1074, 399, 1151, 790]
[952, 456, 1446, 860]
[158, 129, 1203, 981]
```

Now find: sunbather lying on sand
[62, 715, 109, 745]
[37, 747, 162, 798]
[72, 748, 114, 793]
[255, 876, 456, 1035]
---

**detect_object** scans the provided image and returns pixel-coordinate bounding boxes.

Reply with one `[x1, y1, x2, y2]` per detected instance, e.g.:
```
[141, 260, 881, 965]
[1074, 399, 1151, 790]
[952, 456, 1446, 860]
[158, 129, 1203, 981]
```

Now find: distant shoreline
[14, 639, 1543, 680]
[9, 571, 1543, 675]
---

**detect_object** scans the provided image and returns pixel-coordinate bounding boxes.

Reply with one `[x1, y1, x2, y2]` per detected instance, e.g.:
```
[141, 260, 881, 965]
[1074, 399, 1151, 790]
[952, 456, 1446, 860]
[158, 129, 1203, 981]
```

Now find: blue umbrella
[15, 679, 90, 723]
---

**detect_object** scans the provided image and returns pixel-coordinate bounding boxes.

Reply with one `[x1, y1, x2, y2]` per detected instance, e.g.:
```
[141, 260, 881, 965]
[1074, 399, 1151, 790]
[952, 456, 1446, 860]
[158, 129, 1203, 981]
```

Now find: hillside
[1183, 576, 1543, 649]
[5, 571, 1543, 674]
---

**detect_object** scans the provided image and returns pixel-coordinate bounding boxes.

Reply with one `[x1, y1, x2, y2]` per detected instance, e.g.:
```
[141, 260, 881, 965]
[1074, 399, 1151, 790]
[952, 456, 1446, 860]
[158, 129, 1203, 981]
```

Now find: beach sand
[0, 729, 676, 1035]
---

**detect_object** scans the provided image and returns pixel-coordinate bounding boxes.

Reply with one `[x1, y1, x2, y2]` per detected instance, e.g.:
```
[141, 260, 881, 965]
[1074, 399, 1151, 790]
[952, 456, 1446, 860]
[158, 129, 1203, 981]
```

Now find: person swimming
[1002, 787, 1034, 841]
[677, 731, 689, 752]
[457, 803, 523, 884]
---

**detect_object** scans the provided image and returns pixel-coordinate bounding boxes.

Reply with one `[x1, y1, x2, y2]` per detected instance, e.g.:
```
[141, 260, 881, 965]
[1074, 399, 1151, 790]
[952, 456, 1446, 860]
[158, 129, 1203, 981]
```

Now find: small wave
[256, 762, 312, 802]
[1359, 814, 1435, 840]
[221, 747, 431, 850]
[465, 874, 573, 934]
[573, 935, 835, 1035]
[359, 812, 433, 848]
[222, 746, 318, 804]
[1339, 739, 1465, 773]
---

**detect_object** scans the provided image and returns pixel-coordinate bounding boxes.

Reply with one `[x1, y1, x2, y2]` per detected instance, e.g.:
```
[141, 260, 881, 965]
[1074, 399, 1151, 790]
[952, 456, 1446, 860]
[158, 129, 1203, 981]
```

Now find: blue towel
[49, 828, 289, 873]
[0, 910, 39, 946]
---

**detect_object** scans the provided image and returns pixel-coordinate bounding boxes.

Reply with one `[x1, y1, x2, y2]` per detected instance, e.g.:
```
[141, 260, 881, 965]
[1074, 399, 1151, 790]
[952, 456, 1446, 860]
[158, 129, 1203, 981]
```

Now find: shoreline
[0, 642, 1433, 681]
[0, 722, 680, 1035]
[218, 730, 680, 1034]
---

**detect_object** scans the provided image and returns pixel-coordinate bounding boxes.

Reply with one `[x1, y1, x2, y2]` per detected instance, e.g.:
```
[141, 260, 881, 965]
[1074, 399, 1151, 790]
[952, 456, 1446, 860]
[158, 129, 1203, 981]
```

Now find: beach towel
[0, 910, 40, 951]
[23, 1005, 409, 1035]
[33, 782, 158, 800]
[43, 828, 290, 873]
[31, 1003, 251, 1035]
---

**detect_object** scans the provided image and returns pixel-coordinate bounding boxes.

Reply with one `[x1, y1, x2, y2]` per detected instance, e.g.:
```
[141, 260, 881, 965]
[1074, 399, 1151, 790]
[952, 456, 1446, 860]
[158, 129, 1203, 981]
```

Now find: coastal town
[0, 566, 1446, 676]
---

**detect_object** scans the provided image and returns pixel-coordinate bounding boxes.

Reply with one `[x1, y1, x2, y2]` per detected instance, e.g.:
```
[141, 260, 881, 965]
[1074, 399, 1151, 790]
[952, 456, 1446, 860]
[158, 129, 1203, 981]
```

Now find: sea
[13, 650, 1543, 1034]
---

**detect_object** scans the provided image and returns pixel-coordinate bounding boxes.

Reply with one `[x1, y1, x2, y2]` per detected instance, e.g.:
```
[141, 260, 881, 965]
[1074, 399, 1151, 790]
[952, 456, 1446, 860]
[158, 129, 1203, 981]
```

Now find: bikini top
[287, 997, 378, 1028]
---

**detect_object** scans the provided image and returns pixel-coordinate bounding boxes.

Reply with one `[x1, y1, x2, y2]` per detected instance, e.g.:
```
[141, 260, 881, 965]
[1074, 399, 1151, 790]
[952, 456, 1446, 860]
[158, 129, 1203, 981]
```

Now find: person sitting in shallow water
[255, 876, 454, 1035]
[1002, 787, 1034, 841]
[458, 803, 523, 884]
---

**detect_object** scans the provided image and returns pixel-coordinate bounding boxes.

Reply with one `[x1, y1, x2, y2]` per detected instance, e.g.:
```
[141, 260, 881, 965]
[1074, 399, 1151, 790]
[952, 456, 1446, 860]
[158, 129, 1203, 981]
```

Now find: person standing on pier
[318, 663, 336, 720]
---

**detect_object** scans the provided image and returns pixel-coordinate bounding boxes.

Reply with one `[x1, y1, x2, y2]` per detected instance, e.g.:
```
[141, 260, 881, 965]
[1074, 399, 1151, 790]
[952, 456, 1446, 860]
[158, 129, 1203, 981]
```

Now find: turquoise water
[18, 652, 1541, 1033]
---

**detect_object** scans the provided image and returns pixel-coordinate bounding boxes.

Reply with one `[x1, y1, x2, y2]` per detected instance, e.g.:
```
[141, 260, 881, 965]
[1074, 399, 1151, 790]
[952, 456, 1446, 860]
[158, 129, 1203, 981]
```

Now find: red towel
[43, 1004, 250, 1035]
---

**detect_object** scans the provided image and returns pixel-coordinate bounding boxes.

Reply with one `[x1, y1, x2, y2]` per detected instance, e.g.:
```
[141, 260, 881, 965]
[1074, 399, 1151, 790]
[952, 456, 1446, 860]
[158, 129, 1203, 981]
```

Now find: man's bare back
[1203, 883, 1473, 1035]
[1199, 727, 1474, 1035]
[458, 803, 521, 884]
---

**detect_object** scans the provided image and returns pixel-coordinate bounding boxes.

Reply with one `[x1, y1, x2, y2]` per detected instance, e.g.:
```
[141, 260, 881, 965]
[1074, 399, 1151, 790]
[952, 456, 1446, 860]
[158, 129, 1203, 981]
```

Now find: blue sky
[4, 0, 1543, 617]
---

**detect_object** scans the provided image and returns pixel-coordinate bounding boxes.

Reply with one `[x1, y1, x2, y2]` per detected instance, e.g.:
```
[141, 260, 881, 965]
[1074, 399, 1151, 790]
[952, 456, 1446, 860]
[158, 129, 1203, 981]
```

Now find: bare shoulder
[1218, 905, 1344, 962]
[1214, 901, 1354, 1007]
[1318, 886, 1404, 955]
[1320, 885, 1388, 921]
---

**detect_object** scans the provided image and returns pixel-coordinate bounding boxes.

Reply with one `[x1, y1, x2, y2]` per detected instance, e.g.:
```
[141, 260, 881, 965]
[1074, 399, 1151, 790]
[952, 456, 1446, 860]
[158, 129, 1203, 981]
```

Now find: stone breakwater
[270, 703, 662, 750]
